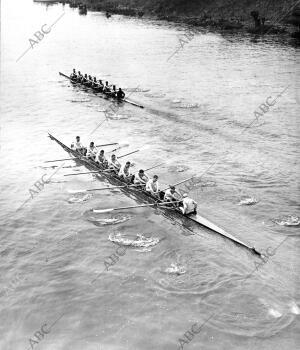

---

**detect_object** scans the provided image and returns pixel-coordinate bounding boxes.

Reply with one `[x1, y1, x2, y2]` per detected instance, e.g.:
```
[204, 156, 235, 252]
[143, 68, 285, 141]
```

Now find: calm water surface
[0, 0, 299, 349]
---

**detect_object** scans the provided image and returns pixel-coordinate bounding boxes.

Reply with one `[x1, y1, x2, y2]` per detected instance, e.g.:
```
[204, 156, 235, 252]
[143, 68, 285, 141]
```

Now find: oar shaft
[64, 171, 100, 176]
[118, 150, 139, 159]
[144, 163, 164, 172]
[162, 176, 196, 191]
[96, 143, 118, 147]
[45, 157, 77, 163]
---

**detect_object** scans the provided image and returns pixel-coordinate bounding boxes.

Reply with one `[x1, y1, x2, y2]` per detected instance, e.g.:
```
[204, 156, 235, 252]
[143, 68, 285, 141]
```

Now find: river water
[0, 0, 299, 349]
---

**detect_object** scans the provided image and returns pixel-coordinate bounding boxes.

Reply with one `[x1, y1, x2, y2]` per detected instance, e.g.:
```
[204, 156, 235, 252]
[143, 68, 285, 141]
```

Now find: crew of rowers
[71, 136, 198, 215]
[70, 69, 125, 99]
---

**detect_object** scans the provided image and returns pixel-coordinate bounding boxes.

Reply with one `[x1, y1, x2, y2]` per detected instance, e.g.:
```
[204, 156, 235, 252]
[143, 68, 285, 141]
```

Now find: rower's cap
[100, 150, 104, 153]
[126, 161, 130, 165]
[153, 175, 158, 179]
[183, 193, 188, 198]
[76, 136, 80, 139]
[90, 141, 94, 146]
[139, 169, 144, 173]
[170, 185, 175, 190]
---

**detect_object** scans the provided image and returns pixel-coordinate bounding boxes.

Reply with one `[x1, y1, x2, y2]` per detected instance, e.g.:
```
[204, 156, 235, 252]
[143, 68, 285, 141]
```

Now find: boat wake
[124, 87, 150, 92]
[273, 215, 300, 227]
[238, 196, 259, 206]
[108, 231, 160, 249]
[68, 193, 93, 203]
[67, 98, 91, 103]
[87, 214, 131, 226]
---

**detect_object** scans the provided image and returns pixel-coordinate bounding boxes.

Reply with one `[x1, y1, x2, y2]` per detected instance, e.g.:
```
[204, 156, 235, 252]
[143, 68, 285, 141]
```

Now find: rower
[83, 74, 89, 84]
[108, 154, 121, 173]
[164, 185, 182, 206]
[92, 77, 98, 88]
[146, 175, 160, 198]
[96, 149, 108, 167]
[77, 71, 83, 82]
[133, 169, 149, 186]
[86, 142, 98, 160]
[97, 79, 104, 92]
[70, 68, 77, 80]
[180, 193, 197, 215]
[119, 161, 132, 182]
[117, 87, 125, 100]
[103, 81, 111, 94]
[111, 85, 117, 98]
[71, 136, 86, 155]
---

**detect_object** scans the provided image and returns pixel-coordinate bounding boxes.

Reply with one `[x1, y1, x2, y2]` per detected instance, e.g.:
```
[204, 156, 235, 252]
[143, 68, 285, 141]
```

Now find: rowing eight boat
[59, 72, 144, 109]
[48, 133, 261, 256]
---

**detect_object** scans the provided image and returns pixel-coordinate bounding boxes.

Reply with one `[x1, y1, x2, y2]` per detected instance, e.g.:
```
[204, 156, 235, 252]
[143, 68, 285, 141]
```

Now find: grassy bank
[62, 0, 300, 35]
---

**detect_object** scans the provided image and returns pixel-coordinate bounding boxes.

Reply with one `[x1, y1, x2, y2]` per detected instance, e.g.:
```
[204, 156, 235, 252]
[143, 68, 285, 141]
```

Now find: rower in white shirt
[146, 175, 160, 197]
[118, 161, 132, 182]
[96, 149, 108, 168]
[86, 142, 98, 160]
[71, 136, 86, 155]
[133, 169, 149, 186]
[180, 193, 197, 215]
[164, 185, 182, 206]
[108, 154, 121, 172]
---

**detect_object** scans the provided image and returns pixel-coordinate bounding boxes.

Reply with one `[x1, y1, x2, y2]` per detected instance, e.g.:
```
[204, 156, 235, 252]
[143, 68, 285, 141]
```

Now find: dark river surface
[1, 0, 299, 349]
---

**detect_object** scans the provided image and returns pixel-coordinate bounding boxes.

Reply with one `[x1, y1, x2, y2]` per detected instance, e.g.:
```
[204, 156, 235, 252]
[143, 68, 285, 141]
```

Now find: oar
[162, 175, 195, 191]
[118, 150, 139, 159]
[124, 99, 144, 109]
[96, 143, 118, 147]
[64, 171, 100, 177]
[45, 157, 78, 163]
[68, 183, 141, 194]
[93, 201, 182, 213]
[144, 163, 164, 172]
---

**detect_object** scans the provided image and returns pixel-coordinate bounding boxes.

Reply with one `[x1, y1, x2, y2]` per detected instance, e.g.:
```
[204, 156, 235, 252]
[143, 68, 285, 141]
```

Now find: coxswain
[96, 150, 108, 167]
[108, 154, 121, 172]
[146, 175, 160, 198]
[70, 68, 77, 80]
[71, 136, 86, 155]
[180, 193, 197, 215]
[117, 87, 125, 100]
[86, 142, 98, 160]
[119, 161, 132, 182]
[133, 169, 149, 186]
[164, 185, 182, 206]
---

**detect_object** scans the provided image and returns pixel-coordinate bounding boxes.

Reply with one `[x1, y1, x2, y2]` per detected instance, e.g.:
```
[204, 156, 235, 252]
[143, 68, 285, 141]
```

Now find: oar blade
[92, 208, 114, 213]
[68, 189, 87, 194]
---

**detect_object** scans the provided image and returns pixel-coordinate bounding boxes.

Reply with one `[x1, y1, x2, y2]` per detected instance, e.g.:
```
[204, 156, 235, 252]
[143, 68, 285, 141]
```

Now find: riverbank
[59, 0, 300, 36]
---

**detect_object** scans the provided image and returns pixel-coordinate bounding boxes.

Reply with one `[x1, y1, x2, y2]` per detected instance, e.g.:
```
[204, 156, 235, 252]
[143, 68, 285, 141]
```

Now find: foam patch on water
[168, 165, 190, 173]
[239, 196, 259, 206]
[268, 308, 282, 318]
[144, 93, 166, 98]
[68, 193, 93, 203]
[288, 301, 300, 315]
[175, 103, 200, 109]
[164, 263, 186, 275]
[274, 215, 300, 227]
[109, 232, 160, 248]
[88, 214, 131, 226]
